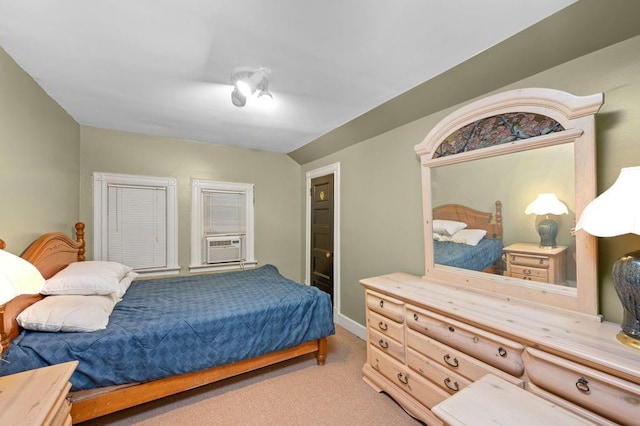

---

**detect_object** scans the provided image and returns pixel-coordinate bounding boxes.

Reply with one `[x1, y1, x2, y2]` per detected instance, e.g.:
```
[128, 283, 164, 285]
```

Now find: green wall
[0, 47, 80, 253]
[79, 126, 303, 280]
[303, 34, 640, 325]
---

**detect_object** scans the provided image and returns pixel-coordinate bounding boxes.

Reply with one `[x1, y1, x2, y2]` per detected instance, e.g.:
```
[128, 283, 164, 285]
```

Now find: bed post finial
[75, 222, 86, 261]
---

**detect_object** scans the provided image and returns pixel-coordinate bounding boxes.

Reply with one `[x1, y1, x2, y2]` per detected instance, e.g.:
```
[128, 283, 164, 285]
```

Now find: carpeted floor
[82, 326, 423, 425]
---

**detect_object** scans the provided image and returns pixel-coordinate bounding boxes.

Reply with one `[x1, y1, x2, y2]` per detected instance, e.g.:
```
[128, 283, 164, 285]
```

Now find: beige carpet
[82, 326, 423, 425]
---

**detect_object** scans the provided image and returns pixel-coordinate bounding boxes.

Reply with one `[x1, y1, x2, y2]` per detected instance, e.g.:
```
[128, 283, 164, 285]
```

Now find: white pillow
[0, 249, 45, 297]
[117, 271, 139, 297]
[17, 293, 119, 332]
[451, 229, 487, 246]
[41, 261, 132, 296]
[0, 271, 19, 305]
[432, 220, 467, 236]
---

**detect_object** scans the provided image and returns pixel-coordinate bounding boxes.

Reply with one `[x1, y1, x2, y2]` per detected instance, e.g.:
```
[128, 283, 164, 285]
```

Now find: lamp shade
[525, 193, 568, 216]
[575, 166, 640, 237]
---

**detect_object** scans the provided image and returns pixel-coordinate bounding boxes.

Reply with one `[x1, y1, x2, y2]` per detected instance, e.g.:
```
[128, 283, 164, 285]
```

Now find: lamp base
[537, 218, 558, 248]
[616, 331, 640, 349]
[612, 250, 640, 350]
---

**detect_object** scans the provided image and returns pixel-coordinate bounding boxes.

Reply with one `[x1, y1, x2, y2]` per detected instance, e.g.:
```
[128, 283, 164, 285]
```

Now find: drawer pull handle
[539, 259, 544, 265]
[523, 269, 531, 275]
[378, 321, 388, 331]
[379, 300, 384, 308]
[379, 339, 389, 349]
[498, 347, 507, 357]
[576, 377, 590, 393]
[397, 372, 409, 385]
[413, 313, 418, 321]
[444, 354, 459, 368]
[444, 377, 460, 392]
[448, 326, 455, 333]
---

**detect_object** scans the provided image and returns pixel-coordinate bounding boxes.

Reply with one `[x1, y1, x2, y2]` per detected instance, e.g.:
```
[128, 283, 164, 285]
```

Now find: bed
[432, 201, 504, 274]
[0, 223, 334, 423]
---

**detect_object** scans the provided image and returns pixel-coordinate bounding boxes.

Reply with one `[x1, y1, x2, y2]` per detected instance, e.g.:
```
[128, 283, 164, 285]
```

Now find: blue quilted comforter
[434, 238, 503, 271]
[0, 264, 335, 391]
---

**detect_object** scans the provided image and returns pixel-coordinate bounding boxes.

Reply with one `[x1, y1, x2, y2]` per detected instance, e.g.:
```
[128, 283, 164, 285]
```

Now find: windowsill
[189, 261, 257, 274]
[134, 266, 181, 278]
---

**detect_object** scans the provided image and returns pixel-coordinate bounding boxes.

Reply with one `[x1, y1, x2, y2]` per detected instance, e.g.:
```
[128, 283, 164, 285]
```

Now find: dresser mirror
[430, 142, 576, 285]
[415, 88, 603, 317]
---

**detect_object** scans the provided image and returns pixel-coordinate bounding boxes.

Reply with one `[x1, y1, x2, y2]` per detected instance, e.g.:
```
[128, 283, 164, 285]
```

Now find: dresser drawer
[369, 346, 449, 410]
[366, 291, 404, 323]
[368, 310, 404, 343]
[528, 382, 618, 426]
[407, 347, 471, 395]
[369, 327, 405, 363]
[48, 381, 72, 426]
[406, 329, 524, 388]
[525, 348, 640, 425]
[510, 265, 548, 282]
[508, 253, 549, 268]
[407, 306, 524, 377]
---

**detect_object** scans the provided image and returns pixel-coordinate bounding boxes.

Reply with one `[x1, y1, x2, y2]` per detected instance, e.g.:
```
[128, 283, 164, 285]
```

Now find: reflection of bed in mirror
[432, 201, 503, 274]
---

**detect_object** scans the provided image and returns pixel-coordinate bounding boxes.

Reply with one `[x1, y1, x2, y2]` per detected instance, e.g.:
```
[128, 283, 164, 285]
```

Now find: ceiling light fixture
[231, 67, 274, 108]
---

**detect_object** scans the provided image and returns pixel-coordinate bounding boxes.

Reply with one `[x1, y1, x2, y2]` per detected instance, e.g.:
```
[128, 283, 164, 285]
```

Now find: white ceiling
[0, 1, 575, 154]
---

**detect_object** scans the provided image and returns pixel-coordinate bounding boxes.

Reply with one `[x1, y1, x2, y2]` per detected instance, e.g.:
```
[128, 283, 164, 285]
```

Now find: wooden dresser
[361, 273, 640, 425]
[0, 361, 78, 425]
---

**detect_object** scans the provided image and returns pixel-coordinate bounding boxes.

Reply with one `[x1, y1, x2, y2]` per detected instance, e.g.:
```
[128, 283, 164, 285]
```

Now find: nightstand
[0, 361, 78, 425]
[503, 243, 567, 284]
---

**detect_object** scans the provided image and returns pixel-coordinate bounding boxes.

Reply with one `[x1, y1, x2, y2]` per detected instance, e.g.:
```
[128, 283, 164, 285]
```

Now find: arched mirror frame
[415, 88, 604, 318]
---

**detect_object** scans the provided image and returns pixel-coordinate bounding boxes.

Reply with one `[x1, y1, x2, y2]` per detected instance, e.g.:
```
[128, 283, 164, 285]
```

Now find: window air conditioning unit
[205, 236, 244, 264]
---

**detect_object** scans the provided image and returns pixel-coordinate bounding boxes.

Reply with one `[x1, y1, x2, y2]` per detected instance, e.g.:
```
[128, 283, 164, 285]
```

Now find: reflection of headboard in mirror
[433, 201, 502, 240]
[415, 88, 603, 318]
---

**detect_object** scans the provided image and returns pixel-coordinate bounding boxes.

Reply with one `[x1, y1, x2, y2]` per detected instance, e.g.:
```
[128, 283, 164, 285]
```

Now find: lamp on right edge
[575, 166, 640, 349]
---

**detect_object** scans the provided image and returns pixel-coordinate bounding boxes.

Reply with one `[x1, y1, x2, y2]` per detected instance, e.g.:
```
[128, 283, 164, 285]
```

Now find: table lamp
[525, 193, 568, 248]
[575, 166, 640, 348]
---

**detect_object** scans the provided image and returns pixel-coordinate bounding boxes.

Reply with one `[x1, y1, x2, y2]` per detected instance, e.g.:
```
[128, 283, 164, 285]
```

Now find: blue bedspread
[0, 264, 335, 391]
[434, 238, 503, 271]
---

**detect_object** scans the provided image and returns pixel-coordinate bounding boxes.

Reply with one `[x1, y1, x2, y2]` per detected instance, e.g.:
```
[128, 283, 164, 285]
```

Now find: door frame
[305, 162, 340, 322]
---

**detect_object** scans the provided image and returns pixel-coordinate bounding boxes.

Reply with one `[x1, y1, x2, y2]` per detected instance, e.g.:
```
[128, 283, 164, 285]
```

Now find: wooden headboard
[0, 223, 85, 354]
[433, 201, 502, 240]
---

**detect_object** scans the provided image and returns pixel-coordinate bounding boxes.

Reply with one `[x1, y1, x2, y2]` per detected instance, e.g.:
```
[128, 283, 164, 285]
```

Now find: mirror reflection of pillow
[451, 229, 487, 246]
[432, 220, 467, 236]
[434, 233, 453, 242]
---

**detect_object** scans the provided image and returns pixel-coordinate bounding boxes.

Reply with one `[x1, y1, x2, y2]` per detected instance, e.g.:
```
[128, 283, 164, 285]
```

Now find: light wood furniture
[0, 361, 78, 425]
[361, 273, 640, 425]
[433, 201, 503, 240]
[432, 374, 593, 426]
[362, 87, 638, 426]
[415, 88, 603, 316]
[0, 224, 329, 423]
[504, 243, 567, 284]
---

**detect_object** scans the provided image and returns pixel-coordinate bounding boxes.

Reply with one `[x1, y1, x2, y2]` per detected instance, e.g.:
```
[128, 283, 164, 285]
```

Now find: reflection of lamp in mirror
[525, 193, 568, 249]
[575, 166, 640, 349]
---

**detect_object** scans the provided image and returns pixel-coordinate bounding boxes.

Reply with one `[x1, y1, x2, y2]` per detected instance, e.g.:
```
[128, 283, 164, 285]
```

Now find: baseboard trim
[336, 313, 366, 340]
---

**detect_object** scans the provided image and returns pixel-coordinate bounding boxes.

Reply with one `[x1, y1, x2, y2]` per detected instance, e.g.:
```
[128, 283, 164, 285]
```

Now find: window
[93, 173, 179, 276]
[190, 179, 255, 272]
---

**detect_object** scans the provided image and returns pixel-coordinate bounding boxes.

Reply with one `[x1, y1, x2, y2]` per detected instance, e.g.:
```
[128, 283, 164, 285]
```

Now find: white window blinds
[107, 184, 167, 269]
[202, 190, 247, 235]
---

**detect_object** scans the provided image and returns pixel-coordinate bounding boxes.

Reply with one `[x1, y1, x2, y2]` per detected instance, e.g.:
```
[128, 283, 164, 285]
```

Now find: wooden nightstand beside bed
[0, 361, 78, 426]
[504, 243, 567, 284]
